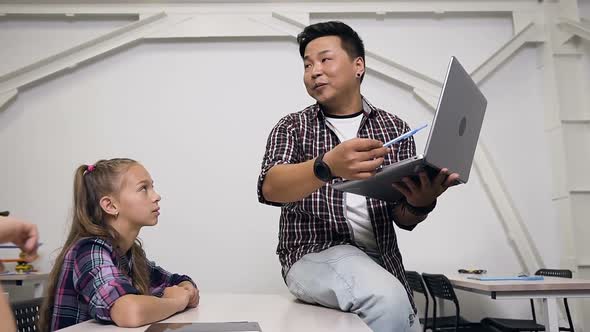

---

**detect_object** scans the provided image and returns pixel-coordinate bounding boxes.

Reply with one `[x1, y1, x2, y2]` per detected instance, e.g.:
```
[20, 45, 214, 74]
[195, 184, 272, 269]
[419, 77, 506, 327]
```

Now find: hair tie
[87, 164, 95, 172]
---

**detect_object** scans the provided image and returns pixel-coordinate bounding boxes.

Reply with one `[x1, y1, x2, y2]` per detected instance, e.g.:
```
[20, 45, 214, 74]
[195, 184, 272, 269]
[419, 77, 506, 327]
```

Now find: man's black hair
[297, 21, 366, 81]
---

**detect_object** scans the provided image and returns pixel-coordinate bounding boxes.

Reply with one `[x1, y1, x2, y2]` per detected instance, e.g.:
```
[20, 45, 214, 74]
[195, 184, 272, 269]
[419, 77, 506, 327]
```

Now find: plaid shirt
[257, 98, 418, 309]
[49, 237, 195, 331]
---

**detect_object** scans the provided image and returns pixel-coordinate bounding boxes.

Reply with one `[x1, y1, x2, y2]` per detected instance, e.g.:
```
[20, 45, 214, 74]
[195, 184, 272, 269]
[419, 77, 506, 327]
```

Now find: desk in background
[0, 272, 48, 301]
[448, 274, 590, 332]
[60, 293, 371, 332]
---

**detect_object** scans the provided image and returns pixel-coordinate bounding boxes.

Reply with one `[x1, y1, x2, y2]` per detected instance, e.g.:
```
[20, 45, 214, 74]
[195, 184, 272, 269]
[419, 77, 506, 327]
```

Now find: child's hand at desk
[178, 281, 200, 308]
[162, 285, 191, 311]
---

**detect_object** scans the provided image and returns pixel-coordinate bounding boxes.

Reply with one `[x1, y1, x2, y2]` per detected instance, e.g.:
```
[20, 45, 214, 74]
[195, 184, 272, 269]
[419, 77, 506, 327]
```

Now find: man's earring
[356, 73, 362, 78]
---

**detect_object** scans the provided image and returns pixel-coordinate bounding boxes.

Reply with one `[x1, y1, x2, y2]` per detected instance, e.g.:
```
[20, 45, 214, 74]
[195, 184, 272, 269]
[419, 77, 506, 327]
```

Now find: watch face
[314, 162, 331, 181]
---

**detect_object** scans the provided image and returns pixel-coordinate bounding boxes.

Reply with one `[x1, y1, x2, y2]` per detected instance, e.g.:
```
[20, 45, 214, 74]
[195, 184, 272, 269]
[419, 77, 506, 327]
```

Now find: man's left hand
[392, 168, 460, 207]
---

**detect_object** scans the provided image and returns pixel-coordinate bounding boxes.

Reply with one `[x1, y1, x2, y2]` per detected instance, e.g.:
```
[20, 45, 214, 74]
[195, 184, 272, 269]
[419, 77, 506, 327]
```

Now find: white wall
[0, 8, 562, 322]
[576, 0, 590, 330]
[581, 0, 590, 79]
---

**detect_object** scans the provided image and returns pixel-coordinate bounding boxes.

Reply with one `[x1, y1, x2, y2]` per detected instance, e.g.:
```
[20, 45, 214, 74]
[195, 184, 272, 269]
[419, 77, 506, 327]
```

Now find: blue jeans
[286, 245, 420, 332]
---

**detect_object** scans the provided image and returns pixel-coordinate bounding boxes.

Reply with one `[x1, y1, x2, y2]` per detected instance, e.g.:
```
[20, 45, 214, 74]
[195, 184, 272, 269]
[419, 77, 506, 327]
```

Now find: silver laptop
[332, 56, 487, 202]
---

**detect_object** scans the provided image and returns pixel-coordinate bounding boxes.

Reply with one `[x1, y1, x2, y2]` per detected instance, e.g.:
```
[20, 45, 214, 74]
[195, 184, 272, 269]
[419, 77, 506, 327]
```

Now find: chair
[11, 297, 43, 332]
[481, 269, 575, 332]
[421, 273, 474, 331]
[406, 271, 431, 332]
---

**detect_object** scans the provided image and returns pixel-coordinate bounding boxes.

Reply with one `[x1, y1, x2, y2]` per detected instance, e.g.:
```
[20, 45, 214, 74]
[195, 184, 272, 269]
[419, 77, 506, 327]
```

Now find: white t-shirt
[324, 111, 378, 254]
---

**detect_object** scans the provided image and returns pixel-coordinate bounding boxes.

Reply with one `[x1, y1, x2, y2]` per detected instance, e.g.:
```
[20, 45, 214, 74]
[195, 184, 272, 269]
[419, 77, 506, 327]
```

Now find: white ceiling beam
[366, 50, 442, 96]
[272, 12, 309, 30]
[0, 2, 538, 16]
[0, 89, 17, 111]
[147, 14, 288, 38]
[471, 22, 544, 84]
[558, 17, 590, 42]
[0, 12, 182, 108]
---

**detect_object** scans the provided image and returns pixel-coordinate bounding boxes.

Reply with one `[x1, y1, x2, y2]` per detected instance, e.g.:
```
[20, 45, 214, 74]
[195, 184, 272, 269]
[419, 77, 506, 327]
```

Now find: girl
[40, 158, 199, 331]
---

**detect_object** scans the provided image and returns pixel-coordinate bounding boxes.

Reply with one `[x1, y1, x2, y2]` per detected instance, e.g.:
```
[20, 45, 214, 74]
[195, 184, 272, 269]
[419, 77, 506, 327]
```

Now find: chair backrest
[535, 268, 573, 279]
[405, 270, 428, 295]
[422, 273, 463, 331]
[11, 297, 43, 332]
[421, 273, 459, 304]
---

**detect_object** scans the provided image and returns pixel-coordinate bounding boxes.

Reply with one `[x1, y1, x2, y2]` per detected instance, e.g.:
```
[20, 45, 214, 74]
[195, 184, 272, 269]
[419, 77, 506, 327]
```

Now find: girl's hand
[178, 281, 200, 308]
[162, 285, 190, 312]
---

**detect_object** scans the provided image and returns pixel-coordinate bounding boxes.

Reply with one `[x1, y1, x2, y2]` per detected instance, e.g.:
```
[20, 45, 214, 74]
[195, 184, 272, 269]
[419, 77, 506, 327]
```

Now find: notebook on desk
[467, 276, 544, 281]
[144, 322, 262, 332]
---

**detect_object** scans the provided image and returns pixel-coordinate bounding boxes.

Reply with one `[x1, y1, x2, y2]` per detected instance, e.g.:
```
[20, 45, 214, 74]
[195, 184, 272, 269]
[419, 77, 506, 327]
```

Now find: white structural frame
[0, 0, 588, 328]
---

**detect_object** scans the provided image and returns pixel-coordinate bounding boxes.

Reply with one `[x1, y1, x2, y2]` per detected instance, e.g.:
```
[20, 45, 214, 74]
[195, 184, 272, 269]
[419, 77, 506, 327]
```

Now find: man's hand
[324, 138, 391, 180]
[0, 216, 39, 256]
[392, 168, 461, 207]
[178, 281, 200, 308]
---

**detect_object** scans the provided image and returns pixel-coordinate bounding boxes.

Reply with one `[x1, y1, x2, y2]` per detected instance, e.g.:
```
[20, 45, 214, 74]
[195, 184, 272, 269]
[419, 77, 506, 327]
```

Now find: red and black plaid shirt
[258, 98, 418, 308]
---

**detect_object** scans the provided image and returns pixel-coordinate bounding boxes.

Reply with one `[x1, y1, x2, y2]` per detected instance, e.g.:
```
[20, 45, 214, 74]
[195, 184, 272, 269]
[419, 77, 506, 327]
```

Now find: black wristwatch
[313, 152, 333, 182]
[403, 198, 437, 216]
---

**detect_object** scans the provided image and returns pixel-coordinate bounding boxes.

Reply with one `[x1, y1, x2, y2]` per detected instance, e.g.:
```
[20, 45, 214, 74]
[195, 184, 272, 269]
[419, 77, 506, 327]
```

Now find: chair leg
[424, 297, 429, 332]
[530, 298, 537, 323]
[563, 298, 574, 332]
[432, 298, 437, 332]
[454, 301, 460, 332]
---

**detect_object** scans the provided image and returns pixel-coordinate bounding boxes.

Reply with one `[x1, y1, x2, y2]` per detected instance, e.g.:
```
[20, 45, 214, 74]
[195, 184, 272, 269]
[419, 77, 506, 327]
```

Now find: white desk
[0, 272, 48, 300]
[448, 275, 590, 332]
[60, 293, 372, 332]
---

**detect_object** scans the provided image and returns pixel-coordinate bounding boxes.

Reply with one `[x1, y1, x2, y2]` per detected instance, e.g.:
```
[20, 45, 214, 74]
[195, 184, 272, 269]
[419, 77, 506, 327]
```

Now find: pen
[0, 243, 43, 249]
[383, 123, 428, 147]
